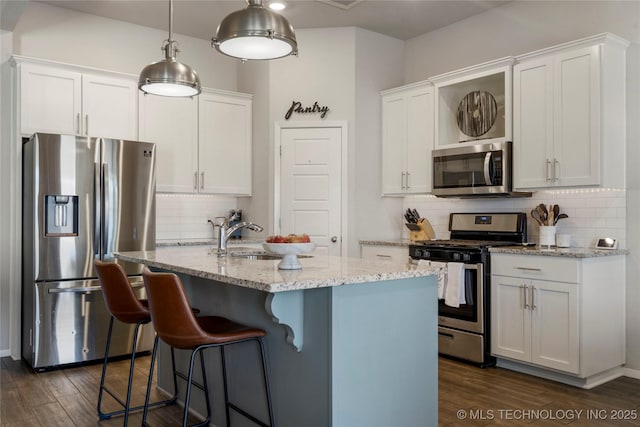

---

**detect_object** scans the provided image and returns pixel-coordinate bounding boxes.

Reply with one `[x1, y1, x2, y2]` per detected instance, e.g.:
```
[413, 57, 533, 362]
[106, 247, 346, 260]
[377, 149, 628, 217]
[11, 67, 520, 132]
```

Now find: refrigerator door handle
[48, 282, 145, 294]
[100, 163, 107, 259]
[94, 162, 100, 256]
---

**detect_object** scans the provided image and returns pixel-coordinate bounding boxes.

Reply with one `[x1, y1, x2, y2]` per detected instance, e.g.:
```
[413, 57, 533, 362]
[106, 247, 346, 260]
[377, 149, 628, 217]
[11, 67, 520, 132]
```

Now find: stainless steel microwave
[432, 141, 531, 198]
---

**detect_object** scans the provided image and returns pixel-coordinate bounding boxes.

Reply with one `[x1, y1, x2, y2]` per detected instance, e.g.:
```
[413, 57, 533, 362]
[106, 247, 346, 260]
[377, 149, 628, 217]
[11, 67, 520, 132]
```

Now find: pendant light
[138, 0, 201, 97]
[212, 0, 298, 61]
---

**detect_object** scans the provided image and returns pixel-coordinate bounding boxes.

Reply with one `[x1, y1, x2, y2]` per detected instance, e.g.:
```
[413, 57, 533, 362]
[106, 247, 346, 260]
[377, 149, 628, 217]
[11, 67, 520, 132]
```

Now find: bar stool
[142, 268, 275, 427]
[95, 260, 180, 425]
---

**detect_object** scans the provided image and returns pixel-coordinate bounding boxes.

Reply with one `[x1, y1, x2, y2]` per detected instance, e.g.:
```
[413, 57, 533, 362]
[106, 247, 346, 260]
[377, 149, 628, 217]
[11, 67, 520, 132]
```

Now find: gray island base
[115, 246, 439, 427]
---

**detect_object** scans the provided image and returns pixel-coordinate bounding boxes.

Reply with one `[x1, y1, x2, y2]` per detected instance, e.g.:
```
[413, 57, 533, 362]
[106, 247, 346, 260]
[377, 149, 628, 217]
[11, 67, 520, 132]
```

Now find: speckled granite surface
[156, 239, 263, 247]
[115, 246, 438, 293]
[490, 246, 629, 258]
[359, 240, 411, 247]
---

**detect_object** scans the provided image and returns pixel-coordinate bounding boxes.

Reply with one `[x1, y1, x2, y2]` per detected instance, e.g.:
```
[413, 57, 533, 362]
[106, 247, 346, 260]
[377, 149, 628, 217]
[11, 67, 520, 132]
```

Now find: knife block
[406, 218, 435, 242]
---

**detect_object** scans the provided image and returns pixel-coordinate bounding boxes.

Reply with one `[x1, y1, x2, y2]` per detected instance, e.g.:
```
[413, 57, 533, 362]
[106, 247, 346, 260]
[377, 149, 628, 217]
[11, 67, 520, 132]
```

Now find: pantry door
[276, 122, 347, 257]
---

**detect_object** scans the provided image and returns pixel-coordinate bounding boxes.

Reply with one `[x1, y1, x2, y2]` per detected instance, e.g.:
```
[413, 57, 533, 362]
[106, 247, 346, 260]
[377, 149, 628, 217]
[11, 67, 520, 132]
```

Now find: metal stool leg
[221, 345, 231, 427]
[222, 339, 274, 427]
[97, 318, 141, 425]
[142, 337, 179, 427]
[199, 349, 212, 426]
[256, 338, 276, 427]
[97, 316, 115, 419]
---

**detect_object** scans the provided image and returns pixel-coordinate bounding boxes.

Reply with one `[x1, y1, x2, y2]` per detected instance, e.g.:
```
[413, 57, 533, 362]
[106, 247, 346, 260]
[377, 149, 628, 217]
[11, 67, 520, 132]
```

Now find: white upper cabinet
[513, 33, 628, 189]
[381, 81, 434, 195]
[138, 94, 198, 193]
[17, 59, 138, 140]
[139, 89, 253, 195]
[198, 90, 253, 195]
[431, 58, 514, 148]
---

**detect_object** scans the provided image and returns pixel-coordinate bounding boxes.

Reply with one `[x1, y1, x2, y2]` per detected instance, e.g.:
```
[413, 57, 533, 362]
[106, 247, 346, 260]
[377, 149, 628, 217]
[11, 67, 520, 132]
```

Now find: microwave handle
[483, 152, 493, 184]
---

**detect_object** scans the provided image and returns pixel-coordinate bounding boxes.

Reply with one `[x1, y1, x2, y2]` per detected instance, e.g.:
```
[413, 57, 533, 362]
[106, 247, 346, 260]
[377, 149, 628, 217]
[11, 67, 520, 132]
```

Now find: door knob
[331, 236, 338, 243]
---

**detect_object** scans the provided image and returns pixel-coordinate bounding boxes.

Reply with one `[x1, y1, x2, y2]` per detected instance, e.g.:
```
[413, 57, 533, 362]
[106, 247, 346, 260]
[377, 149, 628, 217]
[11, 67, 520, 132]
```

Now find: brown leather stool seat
[142, 268, 275, 427]
[95, 260, 182, 425]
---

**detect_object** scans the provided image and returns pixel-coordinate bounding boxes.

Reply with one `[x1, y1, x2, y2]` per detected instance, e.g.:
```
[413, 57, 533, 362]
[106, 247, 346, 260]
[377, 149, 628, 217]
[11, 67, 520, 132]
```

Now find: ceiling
[29, 0, 509, 41]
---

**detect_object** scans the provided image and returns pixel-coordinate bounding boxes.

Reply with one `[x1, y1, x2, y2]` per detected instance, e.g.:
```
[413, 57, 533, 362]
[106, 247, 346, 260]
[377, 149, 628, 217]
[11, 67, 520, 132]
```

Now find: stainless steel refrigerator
[22, 133, 156, 371]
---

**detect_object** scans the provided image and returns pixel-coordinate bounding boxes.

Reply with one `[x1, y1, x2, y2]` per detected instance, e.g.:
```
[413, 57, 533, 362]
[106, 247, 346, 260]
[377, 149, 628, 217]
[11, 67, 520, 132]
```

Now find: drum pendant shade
[212, 0, 298, 60]
[138, 0, 201, 97]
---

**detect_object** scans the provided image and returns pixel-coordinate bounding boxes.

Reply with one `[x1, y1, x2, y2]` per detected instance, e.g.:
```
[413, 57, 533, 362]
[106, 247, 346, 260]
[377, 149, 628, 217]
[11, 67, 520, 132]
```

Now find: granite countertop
[115, 246, 438, 293]
[359, 240, 411, 247]
[156, 238, 263, 247]
[490, 246, 629, 258]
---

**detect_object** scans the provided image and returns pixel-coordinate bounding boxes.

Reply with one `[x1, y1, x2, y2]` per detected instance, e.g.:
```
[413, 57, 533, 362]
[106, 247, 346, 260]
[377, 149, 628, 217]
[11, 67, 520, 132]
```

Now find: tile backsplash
[403, 188, 626, 249]
[156, 193, 237, 244]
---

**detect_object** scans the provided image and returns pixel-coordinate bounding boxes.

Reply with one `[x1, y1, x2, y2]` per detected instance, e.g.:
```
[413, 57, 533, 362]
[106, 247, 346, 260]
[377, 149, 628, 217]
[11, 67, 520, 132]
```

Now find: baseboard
[623, 366, 640, 380]
[496, 358, 624, 389]
[0, 349, 11, 358]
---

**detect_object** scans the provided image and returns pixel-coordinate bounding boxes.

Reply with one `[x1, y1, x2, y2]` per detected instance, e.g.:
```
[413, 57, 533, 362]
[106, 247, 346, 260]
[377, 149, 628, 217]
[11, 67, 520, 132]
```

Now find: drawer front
[361, 245, 408, 263]
[491, 254, 579, 283]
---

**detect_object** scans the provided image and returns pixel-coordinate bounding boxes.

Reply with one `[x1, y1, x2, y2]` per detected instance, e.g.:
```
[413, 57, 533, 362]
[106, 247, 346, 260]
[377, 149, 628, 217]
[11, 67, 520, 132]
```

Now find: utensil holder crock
[539, 226, 556, 248]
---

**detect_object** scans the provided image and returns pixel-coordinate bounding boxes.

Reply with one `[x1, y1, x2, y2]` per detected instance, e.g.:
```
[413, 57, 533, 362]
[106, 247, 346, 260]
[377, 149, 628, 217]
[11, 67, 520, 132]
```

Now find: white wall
[403, 0, 640, 372]
[0, 29, 14, 356]
[238, 60, 271, 237]
[353, 29, 406, 256]
[267, 27, 358, 252]
[242, 27, 406, 255]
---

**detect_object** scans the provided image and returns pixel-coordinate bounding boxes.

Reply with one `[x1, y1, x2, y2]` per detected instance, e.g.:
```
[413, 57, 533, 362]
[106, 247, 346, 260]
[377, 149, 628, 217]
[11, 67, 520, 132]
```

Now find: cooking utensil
[554, 213, 568, 225]
[553, 204, 559, 220]
[538, 204, 548, 222]
[530, 209, 544, 226]
[411, 208, 420, 221]
[535, 205, 548, 225]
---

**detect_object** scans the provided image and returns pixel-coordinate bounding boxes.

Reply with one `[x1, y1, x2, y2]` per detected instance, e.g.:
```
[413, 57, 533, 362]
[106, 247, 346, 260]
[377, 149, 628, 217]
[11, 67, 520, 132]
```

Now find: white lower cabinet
[361, 244, 408, 263]
[491, 253, 625, 382]
[492, 275, 578, 373]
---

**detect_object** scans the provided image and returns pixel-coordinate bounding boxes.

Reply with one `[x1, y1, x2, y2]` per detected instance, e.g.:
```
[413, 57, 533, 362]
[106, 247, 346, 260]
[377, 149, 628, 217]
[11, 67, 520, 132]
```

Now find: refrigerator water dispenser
[45, 195, 78, 237]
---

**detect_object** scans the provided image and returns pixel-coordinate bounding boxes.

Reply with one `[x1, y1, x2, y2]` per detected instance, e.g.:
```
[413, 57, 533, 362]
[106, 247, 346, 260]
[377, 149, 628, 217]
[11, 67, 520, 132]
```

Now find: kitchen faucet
[208, 218, 264, 255]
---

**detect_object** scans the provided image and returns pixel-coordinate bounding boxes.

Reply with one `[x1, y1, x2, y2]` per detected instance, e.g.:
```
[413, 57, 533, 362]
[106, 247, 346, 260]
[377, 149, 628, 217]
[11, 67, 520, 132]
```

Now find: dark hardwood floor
[2, 355, 640, 426]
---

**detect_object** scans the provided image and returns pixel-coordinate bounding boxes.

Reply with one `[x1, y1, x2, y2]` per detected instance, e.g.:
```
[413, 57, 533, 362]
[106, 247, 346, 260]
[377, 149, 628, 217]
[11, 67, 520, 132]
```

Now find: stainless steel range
[409, 212, 527, 366]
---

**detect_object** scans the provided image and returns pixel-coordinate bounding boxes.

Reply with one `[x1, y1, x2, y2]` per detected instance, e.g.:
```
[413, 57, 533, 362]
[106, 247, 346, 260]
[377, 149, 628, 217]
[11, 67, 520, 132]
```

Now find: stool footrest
[228, 401, 271, 427]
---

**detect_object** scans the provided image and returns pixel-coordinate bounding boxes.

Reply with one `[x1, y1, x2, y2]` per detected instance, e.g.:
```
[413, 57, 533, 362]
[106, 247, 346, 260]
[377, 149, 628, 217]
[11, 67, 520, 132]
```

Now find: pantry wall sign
[285, 101, 330, 120]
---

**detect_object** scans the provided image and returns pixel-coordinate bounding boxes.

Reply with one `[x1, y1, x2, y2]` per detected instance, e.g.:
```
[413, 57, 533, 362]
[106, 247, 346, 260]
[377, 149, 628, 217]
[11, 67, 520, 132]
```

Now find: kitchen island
[115, 246, 439, 427]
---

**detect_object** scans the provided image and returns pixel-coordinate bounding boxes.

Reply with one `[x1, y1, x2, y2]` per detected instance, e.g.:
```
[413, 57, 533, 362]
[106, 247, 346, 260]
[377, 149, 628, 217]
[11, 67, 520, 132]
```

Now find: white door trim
[274, 120, 348, 256]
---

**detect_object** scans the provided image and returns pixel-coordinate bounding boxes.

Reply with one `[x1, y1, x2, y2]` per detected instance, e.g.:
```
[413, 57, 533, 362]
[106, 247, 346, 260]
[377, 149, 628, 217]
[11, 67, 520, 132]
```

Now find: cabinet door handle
[553, 158, 559, 182]
[376, 254, 392, 259]
[522, 284, 529, 309]
[515, 267, 542, 272]
[85, 115, 89, 135]
[194, 172, 198, 190]
[546, 159, 552, 183]
[530, 286, 536, 310]
[200, 172, 204, 189]
[76, 113, 81, 134]
[406, 171, 410, 189]
[401, 172, 405, 189]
